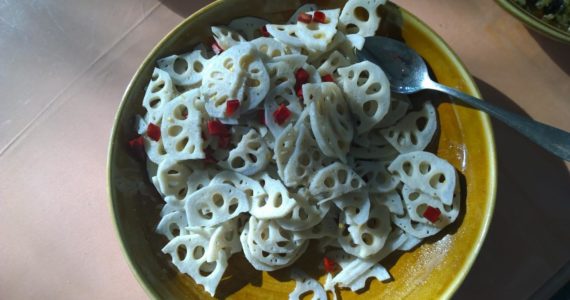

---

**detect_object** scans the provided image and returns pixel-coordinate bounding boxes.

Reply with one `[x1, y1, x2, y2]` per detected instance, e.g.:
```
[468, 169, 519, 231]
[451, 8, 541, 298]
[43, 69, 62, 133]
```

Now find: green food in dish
[513, 0, 570, 32]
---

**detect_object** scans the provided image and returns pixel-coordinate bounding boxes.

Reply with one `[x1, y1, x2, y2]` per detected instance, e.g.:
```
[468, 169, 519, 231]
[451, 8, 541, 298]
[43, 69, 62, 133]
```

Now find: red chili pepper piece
[313, 11, 326, 23]
[273, 103, 292, 126]
[296, 85, 304, 101]
[207, 120, 230, 136]
[295, 68, 310, 86]
[258, 109, 266, 125]
[297, 12, 313, 24]
[147, 123, 161, 141]
[323, 256, 336, 273]
[423, 206, 441, 223]
[212, 41, 223, 55]
[127, 136, 146, 160]
[204, 148, 217, 164]
[321, 74, 334, 82]
[225, 99, 240, 116]
[260, 25, 270, 37]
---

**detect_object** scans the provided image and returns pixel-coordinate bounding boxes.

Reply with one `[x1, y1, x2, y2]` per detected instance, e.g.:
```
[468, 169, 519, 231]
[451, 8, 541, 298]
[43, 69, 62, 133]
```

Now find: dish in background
[107, 1, 497, 299]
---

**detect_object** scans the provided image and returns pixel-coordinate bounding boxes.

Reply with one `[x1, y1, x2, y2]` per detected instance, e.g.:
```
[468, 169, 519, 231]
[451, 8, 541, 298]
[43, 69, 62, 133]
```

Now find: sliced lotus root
[306, 82, 353, 162]
[228, 17, 269, 40]
[325, 250, 392, 292]
[162, 234, 228, 297]
[185, 183, 249, 227]
[338, 201, 391, 258]
[292, 209, 340, 241]
[274, 124, 298, 180]
[287, 4, 318, 24]
[345, 33, 365, 50]
[266, 55, 307, 87]
[201, 43, 269, 117]
[211, 170, 267, 205]
[211, 26, 247, 50]
[381, 101, 437, 153]
[250, 172, 297, 219]
[398, 230, 423, 251]
[239, 224, 278, 272]
[248, 216, 303, 253]
[401, 182, 460, 225]
[309, 162, 365, 201]
[157, 45, 209, 88]
[316, 50, 350, 76]
[264, 82, 304, 138]
[226, 128, 271, 176]
[370, 190, 404, 216]
[338, 0, 386, 37]
[146, 160, 161, 195]
[282, 123, 331, 187]
[388, 151, 456, 205]
[377, 93, 411, 127]
[333, 192, 371, 225]
[160, 90, 205, 160]
[250, 37, 295, 60]
[354, 160, 399, 193]
[142, 68, 178, 124]
[156, 158, 213, 202]
[337, 61, 391, 133]
[156, 211, 189, 240]
[289, 269, 328, 300]
[277, 189, 330, 231]
[205, 218, 243, 262]
[325, 229, 406, 290]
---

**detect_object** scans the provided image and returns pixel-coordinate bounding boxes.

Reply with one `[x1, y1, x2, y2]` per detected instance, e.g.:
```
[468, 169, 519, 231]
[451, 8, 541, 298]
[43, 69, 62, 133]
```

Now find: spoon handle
[427, 81, 570, 161]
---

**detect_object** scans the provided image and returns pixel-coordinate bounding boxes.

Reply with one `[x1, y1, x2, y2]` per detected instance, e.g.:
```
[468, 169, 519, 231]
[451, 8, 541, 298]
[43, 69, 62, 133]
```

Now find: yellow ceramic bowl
[108, 1, 497, 299]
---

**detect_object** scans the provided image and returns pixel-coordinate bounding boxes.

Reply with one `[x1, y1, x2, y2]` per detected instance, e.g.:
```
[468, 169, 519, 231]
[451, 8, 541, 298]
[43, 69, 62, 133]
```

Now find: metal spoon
[357, 36, 570, 161]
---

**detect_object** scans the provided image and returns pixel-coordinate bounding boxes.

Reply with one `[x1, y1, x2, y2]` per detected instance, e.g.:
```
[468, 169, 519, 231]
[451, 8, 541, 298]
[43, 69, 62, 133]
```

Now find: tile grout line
[0, 2, 161, 157]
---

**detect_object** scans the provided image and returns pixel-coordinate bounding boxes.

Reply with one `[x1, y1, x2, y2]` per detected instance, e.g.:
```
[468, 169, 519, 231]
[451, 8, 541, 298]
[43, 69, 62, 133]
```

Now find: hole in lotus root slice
[142, 68, 178, 124]
[211, 26, 247, 50]
[306, 83, 353, 162]
[289, 269, 328, 300]
[333, 192, 371, 225]
[161, 234, 228, 296]
[354, 160, 400, 193]
[161, 90, 205, 160]
[381, 101, 437, 153]
[228, 16, 269, 40]
[401, 182, 460, 226]
[310, 162, 365, 202]
[185, 183, 249, 227]
[226, 128, 271, 176]
[156, 211, 188, 240]
[337, 61, 390, 133]
[250, 172, 297, 219]
[157, 44, 210, 88]
[388, 151, 456, 205]
[338, 0, 386, 37]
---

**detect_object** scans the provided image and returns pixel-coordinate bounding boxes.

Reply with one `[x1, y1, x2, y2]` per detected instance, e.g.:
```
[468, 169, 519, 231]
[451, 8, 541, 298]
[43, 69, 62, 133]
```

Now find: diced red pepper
[260, 25, 270, 37]
[211, 41, 223, 55]
[207, 120, 230, 136]
[273, 103, 292, 126]
[297, 12, 313, 24]
[147, 123, 161, 141]
[127, 136, 146, 160]
[321, 74, 334, 82]
[296, 85, 304, 100]
[204, 148, 217, 164]
[225, 99, 240, 116]
[295, 68, 310, 86]
[258, 109, 266, 125]
[323, 256, 336, 273]
[218, 135, 232, 149]
[423, 206, 441, 223]
[313, 11, 327, 23]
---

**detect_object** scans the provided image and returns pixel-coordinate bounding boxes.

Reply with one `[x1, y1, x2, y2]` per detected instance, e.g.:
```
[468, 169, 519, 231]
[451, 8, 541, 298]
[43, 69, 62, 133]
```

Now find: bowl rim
[496, 0, 570, 44]
[107, 1, 497, 299]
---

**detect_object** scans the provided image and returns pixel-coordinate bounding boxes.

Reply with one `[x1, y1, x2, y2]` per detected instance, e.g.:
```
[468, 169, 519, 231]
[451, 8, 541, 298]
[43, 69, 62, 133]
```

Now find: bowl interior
[108, 1, 497, 299]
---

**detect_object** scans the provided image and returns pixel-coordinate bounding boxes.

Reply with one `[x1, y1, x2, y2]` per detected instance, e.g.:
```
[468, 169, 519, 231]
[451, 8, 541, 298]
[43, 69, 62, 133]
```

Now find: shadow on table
[527, 29, 570, 76]
[159, 0, 213, 18]
[453, 78, 570, 299]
